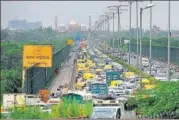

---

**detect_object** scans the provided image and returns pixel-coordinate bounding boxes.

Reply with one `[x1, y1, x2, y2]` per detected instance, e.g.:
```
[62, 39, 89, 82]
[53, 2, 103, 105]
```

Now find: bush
[50, 98, 93, 118]
[135, 81, 179, 118]
[10, 106, 51, 119]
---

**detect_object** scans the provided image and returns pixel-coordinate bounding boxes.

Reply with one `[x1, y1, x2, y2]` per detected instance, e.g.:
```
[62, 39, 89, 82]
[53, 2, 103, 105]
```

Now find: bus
[62, 90, 92, 104]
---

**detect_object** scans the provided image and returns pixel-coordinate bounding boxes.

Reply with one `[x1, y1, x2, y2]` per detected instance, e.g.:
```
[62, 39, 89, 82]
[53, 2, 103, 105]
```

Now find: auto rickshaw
[83, 72, 96, 80]
[110, 80, 122, 88]
[75, 82, 86, 90]
[124, 72, 135, 79]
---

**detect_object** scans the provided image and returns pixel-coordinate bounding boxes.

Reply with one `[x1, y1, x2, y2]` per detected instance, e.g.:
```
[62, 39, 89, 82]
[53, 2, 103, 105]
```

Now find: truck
[90, 99, 124, 119]
[91, 83, 108, 96]
[142, 57, 150, 67]
[106, 71, 120, 86]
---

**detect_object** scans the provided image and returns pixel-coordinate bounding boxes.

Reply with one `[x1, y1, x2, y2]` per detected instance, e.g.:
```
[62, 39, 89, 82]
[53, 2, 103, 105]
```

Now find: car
[91, 100, 124, 119]
[170, 73, 179, 81]
[142, 57, 150, 67]
[157, 68, 167, 74]
[144, 71, 156, 76]
[154, 73, 167, 81]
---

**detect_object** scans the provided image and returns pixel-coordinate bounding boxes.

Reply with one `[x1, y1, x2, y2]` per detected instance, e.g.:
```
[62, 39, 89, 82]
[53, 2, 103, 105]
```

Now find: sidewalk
[48, 52, 76, 94]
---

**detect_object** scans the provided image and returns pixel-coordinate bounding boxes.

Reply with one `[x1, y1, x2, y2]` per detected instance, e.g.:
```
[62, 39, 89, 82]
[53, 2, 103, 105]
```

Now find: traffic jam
[101, 43, 179, 82]
[72, 41, 156, 119]
[2, 40, 178, 119]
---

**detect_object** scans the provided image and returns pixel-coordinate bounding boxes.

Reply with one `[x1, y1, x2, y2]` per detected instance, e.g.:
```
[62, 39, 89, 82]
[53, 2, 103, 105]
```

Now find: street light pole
[108, 4, 128, 52]
[117, 6, 121, 50]
[136, 1, 139, 69]
[113, 12, 115, 34]
[167, 0, 171, 81]
[149, 0, 152, 75]
[140, 3, 155, 90]
[113, 13, 115, 49]
[140, 8, 143, 90]
[128, 2, 132, 65]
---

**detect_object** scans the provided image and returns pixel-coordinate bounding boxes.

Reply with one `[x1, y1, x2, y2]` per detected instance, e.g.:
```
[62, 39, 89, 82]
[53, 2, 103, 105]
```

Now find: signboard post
[22, 45, 53, 90]
[106, 71, 120, 86]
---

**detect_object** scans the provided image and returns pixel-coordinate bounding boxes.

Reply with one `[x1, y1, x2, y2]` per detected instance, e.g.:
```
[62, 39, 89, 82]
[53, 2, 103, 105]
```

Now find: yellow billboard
[67, 39, 74, 45]
[23, 45, 52, 67]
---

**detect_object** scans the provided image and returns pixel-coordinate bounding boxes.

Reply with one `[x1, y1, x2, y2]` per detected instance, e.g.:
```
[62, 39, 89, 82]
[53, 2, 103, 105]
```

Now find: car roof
[94, 106, 121, 109]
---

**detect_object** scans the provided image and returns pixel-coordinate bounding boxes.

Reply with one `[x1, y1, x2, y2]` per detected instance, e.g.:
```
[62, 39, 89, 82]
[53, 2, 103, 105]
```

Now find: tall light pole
[112, 12, 115, 48]
[108, 5, 128, 51]
[140, 3, 155, 90]
[149, 0, 153, 75]
[128, 1, 132, 65]
[105, 12, 116, 48]
[167, 0, 171, 81]
[136, 1, 139, 69]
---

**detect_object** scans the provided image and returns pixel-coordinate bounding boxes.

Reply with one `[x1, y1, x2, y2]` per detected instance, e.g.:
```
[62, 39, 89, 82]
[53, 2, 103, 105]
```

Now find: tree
[1, 29, 9, 40]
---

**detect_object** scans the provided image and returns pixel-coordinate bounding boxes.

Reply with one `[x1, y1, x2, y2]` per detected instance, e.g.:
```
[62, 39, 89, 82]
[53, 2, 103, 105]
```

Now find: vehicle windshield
[91, 108, 116, 119]
[171, 74, 179, 79]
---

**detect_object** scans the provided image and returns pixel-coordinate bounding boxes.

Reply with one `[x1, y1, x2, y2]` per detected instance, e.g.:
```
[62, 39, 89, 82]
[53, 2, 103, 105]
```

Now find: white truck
[90, 99, 124, 119]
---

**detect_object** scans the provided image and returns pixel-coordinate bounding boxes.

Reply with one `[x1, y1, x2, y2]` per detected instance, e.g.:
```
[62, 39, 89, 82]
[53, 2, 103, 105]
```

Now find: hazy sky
[1, 1, 179, 31]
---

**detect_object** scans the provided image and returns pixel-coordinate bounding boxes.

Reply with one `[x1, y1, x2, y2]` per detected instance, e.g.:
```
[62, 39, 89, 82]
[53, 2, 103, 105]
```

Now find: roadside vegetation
[135, 81, 179, 119]
[107, 36, 179, 48]
[1, 98, 93, 119]
[51, 98, 93, 118]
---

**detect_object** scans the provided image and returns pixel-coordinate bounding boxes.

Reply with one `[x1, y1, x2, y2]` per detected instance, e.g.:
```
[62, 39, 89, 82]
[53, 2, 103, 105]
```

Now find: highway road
[48, 50, 77, 94]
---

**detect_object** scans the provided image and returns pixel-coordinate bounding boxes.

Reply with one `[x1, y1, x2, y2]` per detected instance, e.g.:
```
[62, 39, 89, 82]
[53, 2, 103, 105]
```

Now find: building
[27, 21, 42, 30]
[8, 19, 27, 30]
[80, 24, 88, 32]
[55, 16, 58, 31]
[8, 19, 42, 30]
[59, 24, 66, 32]
[68, 20, 81, 32]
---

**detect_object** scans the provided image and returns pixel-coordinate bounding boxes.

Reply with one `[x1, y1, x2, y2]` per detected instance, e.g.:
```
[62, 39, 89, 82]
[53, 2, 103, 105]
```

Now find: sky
[1, 1, 179, 31]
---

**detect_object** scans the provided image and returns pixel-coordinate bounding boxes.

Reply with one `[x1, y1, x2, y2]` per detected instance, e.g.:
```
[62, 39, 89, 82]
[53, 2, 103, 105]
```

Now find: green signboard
[106, 71, 120, 86]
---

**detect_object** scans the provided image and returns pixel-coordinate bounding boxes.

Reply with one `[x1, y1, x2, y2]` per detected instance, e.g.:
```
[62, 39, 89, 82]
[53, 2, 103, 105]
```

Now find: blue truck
[91, 83, 108, 96]
[106, 71, 120, 86]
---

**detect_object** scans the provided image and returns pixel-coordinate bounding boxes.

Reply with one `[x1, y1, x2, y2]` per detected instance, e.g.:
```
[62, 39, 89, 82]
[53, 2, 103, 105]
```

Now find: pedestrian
[54, 93, 57, 98]
[55, 67, 59, 75]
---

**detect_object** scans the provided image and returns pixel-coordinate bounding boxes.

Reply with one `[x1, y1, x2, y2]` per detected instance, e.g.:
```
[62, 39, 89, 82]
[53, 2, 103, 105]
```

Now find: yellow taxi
[110, 80, 122, 87]
[104, 65, 112, 70]
[83, 72, 96, 80]
[124, 72, 135, 79]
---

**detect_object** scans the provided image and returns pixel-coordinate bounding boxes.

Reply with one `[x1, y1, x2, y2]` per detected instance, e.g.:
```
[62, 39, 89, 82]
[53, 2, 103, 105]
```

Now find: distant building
[59, 24, 66, 32]
[27, 21, 42, 30]
[80, 24, 88, 32]
[8, 19, 42, 30]
[8, 19, 27, 30]
[68, 20, 81, 32]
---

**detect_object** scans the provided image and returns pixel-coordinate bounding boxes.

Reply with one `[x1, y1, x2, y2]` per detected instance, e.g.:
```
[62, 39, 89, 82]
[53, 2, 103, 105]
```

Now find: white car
[145, 71, 156, 76]
[155, 73, 167, 81]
